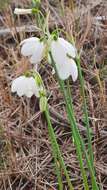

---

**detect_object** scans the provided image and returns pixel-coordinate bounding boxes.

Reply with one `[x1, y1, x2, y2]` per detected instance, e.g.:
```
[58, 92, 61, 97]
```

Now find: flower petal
[50, 37, 78, 81]
[68, 59, 78, 81]
[51, 39, 67, 66]
[58, 38, 77, 58]
[11, 76, 41, 98]
[55, 58, 78, 81]
[56, 63, 70, 80]
[20, 37, 44, 64]
[51, 38, 77, 67]
[11, 76, 27, 96]
[30, 42, 44, 64]
[20, 37, 40, 56]
[14, 8, 32, 15]
[20, 37, 39, 46]
[26, 77, 40, 97]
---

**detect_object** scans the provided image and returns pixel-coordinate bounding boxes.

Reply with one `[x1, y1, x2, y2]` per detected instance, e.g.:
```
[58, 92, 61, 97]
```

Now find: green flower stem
[76, 55, 94, 168]
[45, 105, 74, 190]
[49, 52, 89, 190]
[66, 80, 73, 110]
[49, 51, 99, 190]
[52, 152, 63, 190]
[45, 108, 63, 190]
[60, 86, 89, 190]
[45, 107, 63, 190]
[64, 84, 98, 189]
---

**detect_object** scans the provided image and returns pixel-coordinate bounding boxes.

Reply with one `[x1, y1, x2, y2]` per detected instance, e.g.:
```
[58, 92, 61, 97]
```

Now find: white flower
[55, 58, 78, 81]
[20, 37, 45, 64]
[14, 8, 32, 15]
[11, 76, 41, 98]
[50, 37, 78, 81]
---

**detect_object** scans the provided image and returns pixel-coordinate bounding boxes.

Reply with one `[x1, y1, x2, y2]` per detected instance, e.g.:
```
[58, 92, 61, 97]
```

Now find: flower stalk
[49, 51, 99, 190]
[45, 105, 74, 190]
[49, 51, 89, 190]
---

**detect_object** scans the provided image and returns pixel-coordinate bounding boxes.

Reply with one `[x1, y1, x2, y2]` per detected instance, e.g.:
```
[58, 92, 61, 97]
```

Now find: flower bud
[14, 8, 32, 15]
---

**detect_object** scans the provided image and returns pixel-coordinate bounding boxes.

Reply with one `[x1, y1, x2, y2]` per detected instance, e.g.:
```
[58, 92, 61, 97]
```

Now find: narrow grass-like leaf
[49, 51, 99, 190]
[45, 105, 74, 190]
[76, 55, 94, 168]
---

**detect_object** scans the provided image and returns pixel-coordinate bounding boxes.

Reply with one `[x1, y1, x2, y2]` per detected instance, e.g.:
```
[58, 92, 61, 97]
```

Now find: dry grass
[0, 0, 107, 189]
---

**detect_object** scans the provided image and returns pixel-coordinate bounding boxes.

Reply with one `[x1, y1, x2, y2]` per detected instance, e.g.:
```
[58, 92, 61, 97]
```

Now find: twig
[0, 25, 40, 36]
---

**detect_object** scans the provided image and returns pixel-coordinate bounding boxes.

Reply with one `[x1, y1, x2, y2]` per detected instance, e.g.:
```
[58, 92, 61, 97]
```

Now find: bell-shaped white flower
[50, 37, 78, 81]
[55, 58, 78, 81]
[51, 37, 76, 61]
[20, 37, 45, 64]
[11, 76, 41, 98]
[14, 8, 32, 15]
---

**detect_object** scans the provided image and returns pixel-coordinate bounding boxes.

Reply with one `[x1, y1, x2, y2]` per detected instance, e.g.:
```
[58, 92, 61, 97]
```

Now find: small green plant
[11, 2, 99, 189]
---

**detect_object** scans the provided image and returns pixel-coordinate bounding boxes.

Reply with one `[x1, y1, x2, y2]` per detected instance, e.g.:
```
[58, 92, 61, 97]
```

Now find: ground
[0, 0, 107, 189]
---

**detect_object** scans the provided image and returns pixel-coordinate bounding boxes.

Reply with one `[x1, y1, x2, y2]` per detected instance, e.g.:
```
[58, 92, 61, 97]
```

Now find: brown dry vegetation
[0, 0, 107, 189]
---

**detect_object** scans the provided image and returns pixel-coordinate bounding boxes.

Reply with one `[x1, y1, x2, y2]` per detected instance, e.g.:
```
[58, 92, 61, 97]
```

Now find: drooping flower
[11, 75, 41, 98]
[55, 58, 78, 81]
[20, 37, 45, 65]
[50, 37, 78, 81]
[14, 8, 32, 15]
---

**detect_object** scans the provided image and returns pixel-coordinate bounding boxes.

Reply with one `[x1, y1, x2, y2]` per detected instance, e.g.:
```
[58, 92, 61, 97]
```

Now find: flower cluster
[20, 36, 78, 80]
[11, 32, 78, 99]
[12, 7, 78, 100]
